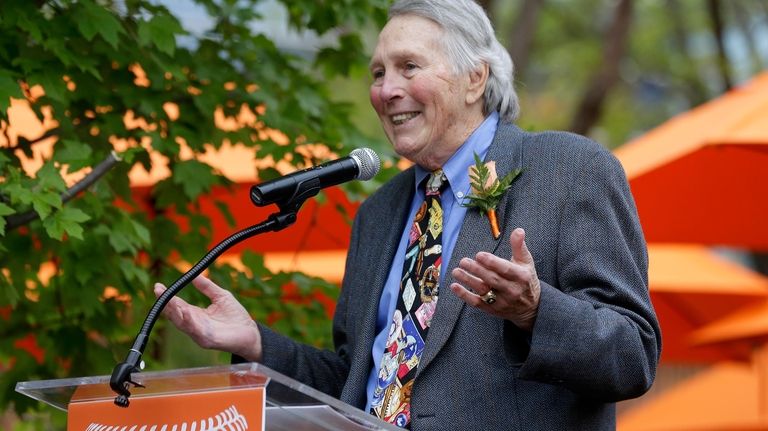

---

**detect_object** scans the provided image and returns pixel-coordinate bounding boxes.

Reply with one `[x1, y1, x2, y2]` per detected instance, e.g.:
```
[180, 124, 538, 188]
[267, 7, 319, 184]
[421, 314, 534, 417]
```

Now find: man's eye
[405, 63, 417, 70]
[372, 70, 385, 80]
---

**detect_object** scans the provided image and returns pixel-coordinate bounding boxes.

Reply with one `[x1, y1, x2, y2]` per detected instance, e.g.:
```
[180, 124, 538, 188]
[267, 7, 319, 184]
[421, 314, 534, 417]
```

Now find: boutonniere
[462, 153, 522, 239]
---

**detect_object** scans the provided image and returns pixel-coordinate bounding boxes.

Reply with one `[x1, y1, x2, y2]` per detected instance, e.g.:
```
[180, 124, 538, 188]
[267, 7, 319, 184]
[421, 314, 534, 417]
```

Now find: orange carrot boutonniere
[462, 153, 522, 239]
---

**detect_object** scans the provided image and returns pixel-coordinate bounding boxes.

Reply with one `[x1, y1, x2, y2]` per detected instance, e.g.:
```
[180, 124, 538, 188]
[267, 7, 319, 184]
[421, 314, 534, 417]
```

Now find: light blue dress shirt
[365, 112, 500, 412]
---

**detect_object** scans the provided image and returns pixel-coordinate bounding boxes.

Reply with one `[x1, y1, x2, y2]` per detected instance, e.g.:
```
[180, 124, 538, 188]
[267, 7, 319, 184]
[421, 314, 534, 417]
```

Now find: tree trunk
[666, 0, 710, 106]
[507, 0, 545, 80]
[569, 0, 633, 136]
[706, 0, 733, 91]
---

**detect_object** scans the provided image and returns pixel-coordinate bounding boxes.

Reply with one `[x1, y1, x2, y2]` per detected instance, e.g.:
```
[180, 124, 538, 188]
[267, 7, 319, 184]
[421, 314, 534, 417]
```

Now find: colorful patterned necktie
[371, 169, 447, 428]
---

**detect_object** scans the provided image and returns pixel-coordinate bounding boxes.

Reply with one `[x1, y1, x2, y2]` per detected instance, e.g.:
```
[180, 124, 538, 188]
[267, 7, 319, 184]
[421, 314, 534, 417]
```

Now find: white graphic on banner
[84, 405, 248, 431]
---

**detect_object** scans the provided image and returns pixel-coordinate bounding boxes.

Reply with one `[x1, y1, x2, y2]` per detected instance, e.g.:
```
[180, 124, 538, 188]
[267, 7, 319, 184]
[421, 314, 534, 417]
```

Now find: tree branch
[569, 0, 634, 136]
[507, 0, 545, 81]
[707, 0, 733, 91]
[666, 0, 710, 106]
[5, 151, 122, 231]
[1, 128, 61, 159]
[17, 128, 61, 147]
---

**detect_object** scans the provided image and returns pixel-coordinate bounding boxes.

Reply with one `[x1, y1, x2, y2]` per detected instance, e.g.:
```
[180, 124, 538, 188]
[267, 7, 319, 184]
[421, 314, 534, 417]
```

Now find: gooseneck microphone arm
[110, 147, 380, 407]
[109, 211, 297, 407]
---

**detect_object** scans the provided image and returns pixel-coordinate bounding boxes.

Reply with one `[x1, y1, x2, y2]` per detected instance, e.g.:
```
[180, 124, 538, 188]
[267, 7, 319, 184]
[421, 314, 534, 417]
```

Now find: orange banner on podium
[67, 370, 266, 430]
[68, 386, 264, 430]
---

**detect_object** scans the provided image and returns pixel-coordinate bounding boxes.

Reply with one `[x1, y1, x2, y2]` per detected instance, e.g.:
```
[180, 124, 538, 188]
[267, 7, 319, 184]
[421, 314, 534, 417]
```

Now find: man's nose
[379, 74, 405, 102]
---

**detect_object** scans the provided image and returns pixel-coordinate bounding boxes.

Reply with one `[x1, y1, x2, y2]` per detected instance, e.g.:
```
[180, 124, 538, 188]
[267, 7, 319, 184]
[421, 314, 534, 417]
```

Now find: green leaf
[172, 160, 217, 199]
[31, 70, 67, 103]
[314, 34, 367, 77]
[103, 216, 149, 254]
[0, 71, 23, 112]
[31, 192, 62, 220]
[109, 229, 135, 254]
[0, 202, 15, 236]
[75, 12, 98, 41]
[77, 1, 124, 49]
[42, 38, 77, 68]
[42, 207, 91, 240]
[16, 12, 43, 43]
[37, 162, 67, 193]
[213, 200, 237, 228]
[0, 278, 20, 307]
[117, 147, 146, 165]
[241, 250, 268, 276]
[54, 140, 93, 172]
[152, 179, 187, 209]
[4, 183, 33, 206]
[499, 169, 523, 187]
[119, 260, 149, 286]
[0, 202, 16, 217]
[137, 14, 183, 56]
[131, 219, 151, 247]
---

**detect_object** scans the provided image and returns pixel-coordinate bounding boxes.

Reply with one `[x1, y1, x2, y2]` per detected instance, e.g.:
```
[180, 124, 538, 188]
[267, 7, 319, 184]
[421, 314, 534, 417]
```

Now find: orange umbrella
[615, 71, 768, 250]
[647, 243, 768, 363]
[618, 361, 768, 431]
[691, 300, 768, 348]
[688, 304, 768, 428]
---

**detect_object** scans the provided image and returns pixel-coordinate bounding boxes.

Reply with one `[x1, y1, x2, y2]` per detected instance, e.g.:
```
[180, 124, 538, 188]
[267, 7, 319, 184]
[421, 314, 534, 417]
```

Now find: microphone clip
[110, 357, 145, 407]
[262, 176, 321, 214]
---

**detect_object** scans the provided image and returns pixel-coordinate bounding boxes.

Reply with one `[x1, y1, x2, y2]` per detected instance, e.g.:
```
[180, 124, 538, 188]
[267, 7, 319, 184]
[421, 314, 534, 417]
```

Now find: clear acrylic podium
[16, 362, 400, 430]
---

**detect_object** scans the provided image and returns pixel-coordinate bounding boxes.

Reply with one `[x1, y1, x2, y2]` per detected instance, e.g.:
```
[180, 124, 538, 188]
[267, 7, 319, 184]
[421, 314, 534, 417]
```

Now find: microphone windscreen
[350, 148, 381, 181]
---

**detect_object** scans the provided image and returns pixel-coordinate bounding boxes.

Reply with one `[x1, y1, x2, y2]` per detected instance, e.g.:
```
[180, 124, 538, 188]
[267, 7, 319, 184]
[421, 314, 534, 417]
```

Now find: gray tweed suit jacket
[253, 121, 661, 430]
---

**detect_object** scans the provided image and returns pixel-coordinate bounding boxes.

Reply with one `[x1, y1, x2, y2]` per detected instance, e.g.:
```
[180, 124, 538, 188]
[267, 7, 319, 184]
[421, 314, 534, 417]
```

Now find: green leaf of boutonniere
[462, 152, 522, 238]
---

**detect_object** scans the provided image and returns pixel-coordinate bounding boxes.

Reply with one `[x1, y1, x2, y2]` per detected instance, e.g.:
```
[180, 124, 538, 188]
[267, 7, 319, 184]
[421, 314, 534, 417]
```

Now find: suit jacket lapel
[417, 123, 525, 373]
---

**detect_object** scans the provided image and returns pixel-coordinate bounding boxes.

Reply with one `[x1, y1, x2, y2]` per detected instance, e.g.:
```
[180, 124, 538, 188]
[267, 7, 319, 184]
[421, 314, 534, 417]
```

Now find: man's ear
[465, 62, 489, 105]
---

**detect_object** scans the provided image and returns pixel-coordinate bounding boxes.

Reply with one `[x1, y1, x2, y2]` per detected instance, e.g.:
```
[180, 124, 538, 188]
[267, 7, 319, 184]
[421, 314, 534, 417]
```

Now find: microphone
[251, 148, 380, 207]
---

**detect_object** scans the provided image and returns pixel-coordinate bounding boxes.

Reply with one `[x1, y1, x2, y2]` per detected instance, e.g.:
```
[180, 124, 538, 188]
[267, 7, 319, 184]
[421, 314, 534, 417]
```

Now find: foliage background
[1, 0, 767, 429]
[0, 0, 392, 428]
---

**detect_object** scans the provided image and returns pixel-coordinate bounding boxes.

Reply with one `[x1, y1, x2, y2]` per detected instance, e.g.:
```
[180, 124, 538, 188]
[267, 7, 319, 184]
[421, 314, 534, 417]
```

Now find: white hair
[388, 0, 520, 122]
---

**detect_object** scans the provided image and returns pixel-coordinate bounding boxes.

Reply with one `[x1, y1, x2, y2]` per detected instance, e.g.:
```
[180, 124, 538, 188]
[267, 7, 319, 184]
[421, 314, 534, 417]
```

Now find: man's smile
[391, 111, 421, 125]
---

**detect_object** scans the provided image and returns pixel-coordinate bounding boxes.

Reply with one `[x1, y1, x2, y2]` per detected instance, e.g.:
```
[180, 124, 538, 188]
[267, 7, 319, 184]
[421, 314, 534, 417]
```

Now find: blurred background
[1, 0, 767, 429]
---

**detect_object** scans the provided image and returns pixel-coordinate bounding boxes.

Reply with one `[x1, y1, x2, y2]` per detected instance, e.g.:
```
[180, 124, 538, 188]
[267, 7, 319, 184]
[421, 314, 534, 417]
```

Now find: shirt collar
[413, 111, 499, 199]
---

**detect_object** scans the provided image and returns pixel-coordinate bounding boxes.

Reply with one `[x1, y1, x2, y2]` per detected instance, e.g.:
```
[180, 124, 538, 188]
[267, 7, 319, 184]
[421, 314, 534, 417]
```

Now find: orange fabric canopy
[648, 243, 768, 363]
[618, 361, 768, 431]
[691, 300, 768, 348]
[615, 71, 768, 250]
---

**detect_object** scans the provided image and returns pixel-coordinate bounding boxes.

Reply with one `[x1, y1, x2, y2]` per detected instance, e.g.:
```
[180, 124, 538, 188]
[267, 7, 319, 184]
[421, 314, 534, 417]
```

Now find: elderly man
[156, 0, 661, 429]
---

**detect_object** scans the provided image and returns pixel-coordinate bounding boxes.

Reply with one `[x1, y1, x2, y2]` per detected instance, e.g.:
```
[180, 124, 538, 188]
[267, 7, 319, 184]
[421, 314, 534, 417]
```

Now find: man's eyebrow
[369, 50, 423, 70]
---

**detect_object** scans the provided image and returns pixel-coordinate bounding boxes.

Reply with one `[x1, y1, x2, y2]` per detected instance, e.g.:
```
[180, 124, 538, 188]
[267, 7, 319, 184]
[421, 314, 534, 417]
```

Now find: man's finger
[153, 282, 166, 299]
[192, 275, 229, 300]
[451, 266, 492, 296]
[449, 282, 488, 309]
[510, 228, 533, 265]
[474, 252, 515, 281]
[154, 282, 191, 321]
[154, 283, 186, 306]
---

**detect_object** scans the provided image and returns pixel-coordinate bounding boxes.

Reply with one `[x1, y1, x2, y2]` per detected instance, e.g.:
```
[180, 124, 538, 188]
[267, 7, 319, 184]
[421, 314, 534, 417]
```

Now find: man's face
[369, 15, 483, 170]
